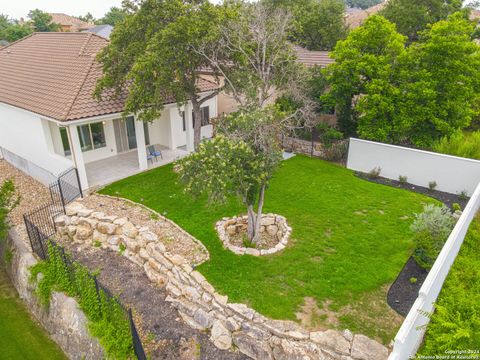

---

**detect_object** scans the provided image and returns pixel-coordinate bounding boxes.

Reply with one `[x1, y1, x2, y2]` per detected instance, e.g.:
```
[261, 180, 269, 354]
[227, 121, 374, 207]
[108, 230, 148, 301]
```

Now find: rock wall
[2, 229, 104, 360]
[56, 202, 389, 360]
[283, 137, 348, 161]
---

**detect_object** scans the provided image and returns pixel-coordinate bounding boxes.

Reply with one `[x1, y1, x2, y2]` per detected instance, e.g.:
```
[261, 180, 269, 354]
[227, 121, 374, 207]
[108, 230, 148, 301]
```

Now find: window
[77, 122, 106, 152]
[59, 127, 71, 156]
[181, 106, 210, 131]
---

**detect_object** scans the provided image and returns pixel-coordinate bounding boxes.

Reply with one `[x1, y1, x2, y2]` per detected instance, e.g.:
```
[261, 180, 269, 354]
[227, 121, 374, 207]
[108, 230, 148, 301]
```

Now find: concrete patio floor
[86, 146, 189, 190]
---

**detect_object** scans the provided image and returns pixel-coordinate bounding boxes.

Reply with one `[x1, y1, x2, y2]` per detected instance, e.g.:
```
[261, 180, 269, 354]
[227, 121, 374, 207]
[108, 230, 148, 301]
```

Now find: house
[211, 44, 335, 115]
[345, 2, 386, 29]
[49, 13, 95, 32]
[0, 32, 219, 190]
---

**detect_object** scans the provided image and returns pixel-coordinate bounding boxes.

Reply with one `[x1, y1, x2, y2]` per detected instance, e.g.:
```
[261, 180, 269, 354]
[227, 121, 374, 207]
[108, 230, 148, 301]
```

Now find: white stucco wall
[0, 103, 73, 183]
[79, 119, 117, 164]
[149, 110, 171, 148]
[347, 138, 480, 196]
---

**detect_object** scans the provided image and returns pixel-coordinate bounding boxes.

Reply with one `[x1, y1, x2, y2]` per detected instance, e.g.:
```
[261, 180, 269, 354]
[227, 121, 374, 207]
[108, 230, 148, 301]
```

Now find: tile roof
[49, 13, 95, 31]
[292, 45, 334, 68]
[345, 2, 386, 29]
[0, 32, 219, 122]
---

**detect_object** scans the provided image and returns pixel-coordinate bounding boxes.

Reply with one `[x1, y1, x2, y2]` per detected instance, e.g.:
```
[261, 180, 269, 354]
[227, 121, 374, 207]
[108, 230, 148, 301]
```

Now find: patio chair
[147, 153, 156, 164]
[147, 145, 163, 160]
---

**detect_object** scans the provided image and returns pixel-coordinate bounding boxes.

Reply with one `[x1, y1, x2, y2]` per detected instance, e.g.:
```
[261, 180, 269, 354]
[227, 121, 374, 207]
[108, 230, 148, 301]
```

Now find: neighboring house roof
[86, 25, 114, 39]
[49, 13, 95, 32]
[293, 45, 334, 68]
[345, 2, 387, 29]
[0, 32, 219, 122]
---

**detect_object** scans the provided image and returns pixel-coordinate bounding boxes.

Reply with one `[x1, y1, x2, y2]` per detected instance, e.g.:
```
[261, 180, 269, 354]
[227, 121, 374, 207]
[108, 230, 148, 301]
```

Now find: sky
[1, 0, 225, 20]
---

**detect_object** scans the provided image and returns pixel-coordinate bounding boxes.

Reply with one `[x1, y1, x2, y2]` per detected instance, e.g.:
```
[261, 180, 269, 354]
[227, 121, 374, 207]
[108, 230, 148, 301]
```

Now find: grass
[100, 155, 435, 343]
[432, 130, 480, 160]
[419, 213, 480, 353]
[0, 266, 66, 360]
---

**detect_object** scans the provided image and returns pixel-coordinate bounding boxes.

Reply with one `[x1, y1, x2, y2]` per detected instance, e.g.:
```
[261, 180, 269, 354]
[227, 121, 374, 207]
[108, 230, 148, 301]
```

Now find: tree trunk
[192, 102, 202, 151]
[246, 185, 266, 245]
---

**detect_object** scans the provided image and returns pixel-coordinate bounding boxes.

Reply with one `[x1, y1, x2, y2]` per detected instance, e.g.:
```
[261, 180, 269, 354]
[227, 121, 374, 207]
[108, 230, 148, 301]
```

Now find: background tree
[177, 108, 284, 244]
[96, 0, 232, 150]
[97, 7, 129, 26]
[0, 14, 32, 42]
[264, 0, 347, 50]
[324, 15, 406, 136]
[28, 9, 60, 32]
[357, 12, 480, 146]
[345, 0, 383, 9]
[198, 2, 303, 109]
[380, 0, 463, 41]
[77, 12, 95, 24]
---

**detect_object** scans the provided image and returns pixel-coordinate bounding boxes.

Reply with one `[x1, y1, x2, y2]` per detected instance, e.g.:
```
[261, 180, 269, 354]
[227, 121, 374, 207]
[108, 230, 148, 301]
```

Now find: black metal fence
[23, 168, 146, 360]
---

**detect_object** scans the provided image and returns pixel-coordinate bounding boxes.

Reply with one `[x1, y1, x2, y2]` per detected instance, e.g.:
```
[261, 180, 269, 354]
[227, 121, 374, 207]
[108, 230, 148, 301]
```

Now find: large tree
[345, 0, 383, 9]
[324, 15, 406, 136]
[97, 7, 129, 26]
[177, 108, 284, 243]
[264, 0, 347, 50]
[0, 14, 32, 42]
[380, 0, 463, 41]
[96, 0, 233, 150]
[28, 9, 60, 32]
[357, 12, 480, 146]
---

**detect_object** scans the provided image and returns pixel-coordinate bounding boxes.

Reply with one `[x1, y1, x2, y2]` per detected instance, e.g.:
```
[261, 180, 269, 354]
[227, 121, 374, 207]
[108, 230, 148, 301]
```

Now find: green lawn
[0, 266, 66, 360]
[101, 155, 435, 343]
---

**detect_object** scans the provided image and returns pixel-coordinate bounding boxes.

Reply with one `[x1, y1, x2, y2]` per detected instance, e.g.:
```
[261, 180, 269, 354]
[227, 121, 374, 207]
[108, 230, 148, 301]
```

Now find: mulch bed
[355, 172, 469, 210]
[387, 257, 428, 316]
[61, 243, 248, 360]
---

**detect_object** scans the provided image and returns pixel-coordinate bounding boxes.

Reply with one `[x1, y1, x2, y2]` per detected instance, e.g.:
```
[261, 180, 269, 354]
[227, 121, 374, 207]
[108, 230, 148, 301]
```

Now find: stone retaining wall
[216, 214, 291, 256]
[283, 137, 348, 161]
[56, 201, 389, 360]
[1, 228, 104, 360]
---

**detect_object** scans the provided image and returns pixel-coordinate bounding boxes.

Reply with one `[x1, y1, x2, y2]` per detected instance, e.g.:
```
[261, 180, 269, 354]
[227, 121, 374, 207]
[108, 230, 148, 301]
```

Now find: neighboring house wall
[0, 103, 73, 184]
[346, 138, 480, 196]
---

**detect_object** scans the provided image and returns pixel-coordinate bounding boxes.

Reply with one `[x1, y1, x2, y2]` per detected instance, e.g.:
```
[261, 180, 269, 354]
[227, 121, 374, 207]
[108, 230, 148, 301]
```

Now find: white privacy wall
[0, 103, 73, 184]
[347, 138, 480, 196]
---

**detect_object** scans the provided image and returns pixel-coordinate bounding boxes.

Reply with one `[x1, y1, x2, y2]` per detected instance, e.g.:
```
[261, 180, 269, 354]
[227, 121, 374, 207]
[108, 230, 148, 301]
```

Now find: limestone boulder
[210, 320, 232, 350]
[96, 222, 117, 235]
[351, 335, 388, 360]
[233, 332, 273, 360]
[122, 222, 138, 238]
[310, 330, 350, 355]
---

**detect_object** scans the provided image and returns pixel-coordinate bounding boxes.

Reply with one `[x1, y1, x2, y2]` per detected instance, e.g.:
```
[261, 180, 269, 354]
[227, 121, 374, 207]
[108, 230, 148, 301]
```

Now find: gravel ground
[61, 243, 248, 360]
[78, 194, 209, 265]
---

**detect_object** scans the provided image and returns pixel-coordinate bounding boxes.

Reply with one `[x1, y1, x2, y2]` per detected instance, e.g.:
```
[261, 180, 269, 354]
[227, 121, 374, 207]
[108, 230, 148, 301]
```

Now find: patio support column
[135, 119, 148, 170]
[184, 102, 194, 152]
[68, 125, 89, 190]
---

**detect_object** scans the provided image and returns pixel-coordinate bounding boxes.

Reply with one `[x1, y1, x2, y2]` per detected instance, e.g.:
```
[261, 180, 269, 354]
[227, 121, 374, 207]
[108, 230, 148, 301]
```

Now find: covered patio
[85, 146, 189, 189]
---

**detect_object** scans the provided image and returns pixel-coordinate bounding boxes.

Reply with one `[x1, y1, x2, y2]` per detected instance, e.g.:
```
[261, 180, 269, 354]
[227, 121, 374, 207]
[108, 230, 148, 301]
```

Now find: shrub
[428, 181, 437, 191]
[409, 277, 417, 284]
[367, 167, 381, 179]
[30, 242, 134, 359]
[398, 175, 408, 184]
[411, 204, 455, 269]
[458, 190, 469, 202]
[0, 179, 19, 241]
[432, 130, 480, 160]
[452, 203, 461, 212]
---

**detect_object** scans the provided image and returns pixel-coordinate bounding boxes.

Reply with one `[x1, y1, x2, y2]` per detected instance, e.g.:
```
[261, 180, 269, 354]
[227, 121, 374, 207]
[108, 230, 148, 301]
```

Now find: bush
[428, 181, 437, 191]
[411, 204, 455, 269]
[420, 215, 480, 353]
[398, 175, 408, 184]
[367, 167, 381, 179]
[452, 203, 461, 212]
[30, 242, 134, 359]
[432, 130, 480, 160]
[0, 179, 19, 241]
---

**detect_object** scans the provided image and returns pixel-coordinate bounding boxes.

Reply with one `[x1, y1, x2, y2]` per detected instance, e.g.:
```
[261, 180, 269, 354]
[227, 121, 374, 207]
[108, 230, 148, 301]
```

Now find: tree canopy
[345, 0, 383, 9]
[0, 15, 32, 42]
[380, 0, 464, 41]
[28, 9, 60, 32]
[264, 0, 347, 50]
[326, 12, 480, 147]
[96, 0, 232, 149]
[97, 7, 129, 26]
